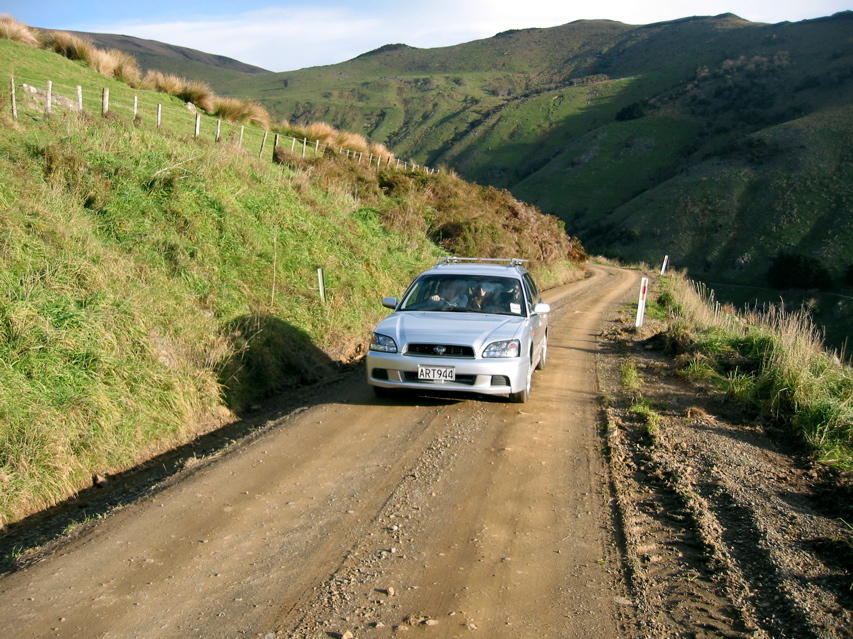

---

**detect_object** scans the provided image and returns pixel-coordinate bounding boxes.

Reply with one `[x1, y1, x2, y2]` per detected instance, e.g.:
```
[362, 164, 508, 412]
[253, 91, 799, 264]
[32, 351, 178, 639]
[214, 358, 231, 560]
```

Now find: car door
[523, 274, 547, 364]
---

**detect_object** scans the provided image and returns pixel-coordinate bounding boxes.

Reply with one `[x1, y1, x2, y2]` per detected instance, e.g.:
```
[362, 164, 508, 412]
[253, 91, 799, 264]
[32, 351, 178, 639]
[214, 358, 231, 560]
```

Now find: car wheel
[535, 333, 548, 371]
[509, 358, 532, 403]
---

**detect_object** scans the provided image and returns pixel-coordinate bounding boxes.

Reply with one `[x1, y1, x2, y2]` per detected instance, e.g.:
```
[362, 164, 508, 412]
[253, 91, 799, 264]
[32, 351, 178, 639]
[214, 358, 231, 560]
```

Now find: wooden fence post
[101, 88, 109, 117]
[45, 81, 52, 116]
[317, 268, 327, 304]
[239, 126, 244, 148]
[10, 75, 17, 119]
[273, 133, 279, 161]
[290, 137, 296, 152]
[133, 95, 138, 119]
[215, 119, 221, 142]
[259, 131, 268, 158]
[314, 139, 319, 156]
[301, 138, 307, 158]
[76, 86, 82, 112]
[194, 113, 201, 138]
[157, 104, 162, 127]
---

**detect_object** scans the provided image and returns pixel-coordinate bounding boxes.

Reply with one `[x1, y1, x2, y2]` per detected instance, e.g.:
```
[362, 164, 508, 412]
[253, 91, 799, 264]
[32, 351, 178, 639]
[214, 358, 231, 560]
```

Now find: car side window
[523, 274, 539, 305]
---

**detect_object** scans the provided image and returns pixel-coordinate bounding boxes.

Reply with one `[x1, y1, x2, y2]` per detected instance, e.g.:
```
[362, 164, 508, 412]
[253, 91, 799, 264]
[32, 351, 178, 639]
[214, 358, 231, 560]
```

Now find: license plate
[418, 365, 456, 381]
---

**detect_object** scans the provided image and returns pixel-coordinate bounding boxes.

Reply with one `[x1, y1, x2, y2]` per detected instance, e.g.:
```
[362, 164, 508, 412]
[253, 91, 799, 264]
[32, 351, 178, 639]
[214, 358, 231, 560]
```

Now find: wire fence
[3, 72, 436, 173]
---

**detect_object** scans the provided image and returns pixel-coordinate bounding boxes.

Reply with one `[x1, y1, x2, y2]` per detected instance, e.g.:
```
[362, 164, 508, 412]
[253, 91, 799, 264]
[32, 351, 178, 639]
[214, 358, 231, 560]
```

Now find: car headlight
[370, 333, 398, 353]
[482, 339, 520, 358]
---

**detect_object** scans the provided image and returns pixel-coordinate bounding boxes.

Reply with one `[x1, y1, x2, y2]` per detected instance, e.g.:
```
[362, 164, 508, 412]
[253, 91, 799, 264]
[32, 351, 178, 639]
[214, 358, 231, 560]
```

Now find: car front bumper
[366, 351, 529, 396]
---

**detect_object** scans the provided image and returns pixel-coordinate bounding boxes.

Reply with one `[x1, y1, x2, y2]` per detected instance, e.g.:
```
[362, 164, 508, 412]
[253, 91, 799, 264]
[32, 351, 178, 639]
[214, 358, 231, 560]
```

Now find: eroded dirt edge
[597, 305, 853, 638]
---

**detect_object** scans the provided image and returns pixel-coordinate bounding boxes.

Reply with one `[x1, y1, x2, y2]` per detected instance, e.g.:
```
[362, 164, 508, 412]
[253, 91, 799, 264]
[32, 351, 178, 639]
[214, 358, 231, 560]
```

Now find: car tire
[509, 358, 532, 403]
[535, 333, 548, 371]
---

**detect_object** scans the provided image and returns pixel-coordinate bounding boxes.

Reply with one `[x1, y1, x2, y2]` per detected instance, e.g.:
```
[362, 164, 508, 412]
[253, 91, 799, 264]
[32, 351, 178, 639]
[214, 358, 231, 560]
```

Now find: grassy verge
[658, 272, 853, 470]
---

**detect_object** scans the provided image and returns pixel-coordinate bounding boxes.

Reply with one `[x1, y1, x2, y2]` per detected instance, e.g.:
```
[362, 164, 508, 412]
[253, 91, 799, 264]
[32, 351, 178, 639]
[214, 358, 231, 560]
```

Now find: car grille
[406, 344, 475, 358]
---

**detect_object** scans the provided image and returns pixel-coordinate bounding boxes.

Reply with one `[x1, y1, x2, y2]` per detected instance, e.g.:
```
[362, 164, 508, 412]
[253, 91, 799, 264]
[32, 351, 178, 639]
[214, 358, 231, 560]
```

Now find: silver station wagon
[367, 257, 550, 403]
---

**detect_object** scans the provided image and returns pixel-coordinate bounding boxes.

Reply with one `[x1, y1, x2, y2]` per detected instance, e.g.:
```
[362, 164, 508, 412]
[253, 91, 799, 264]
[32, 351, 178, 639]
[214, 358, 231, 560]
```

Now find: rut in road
[0, 266, 640, 639]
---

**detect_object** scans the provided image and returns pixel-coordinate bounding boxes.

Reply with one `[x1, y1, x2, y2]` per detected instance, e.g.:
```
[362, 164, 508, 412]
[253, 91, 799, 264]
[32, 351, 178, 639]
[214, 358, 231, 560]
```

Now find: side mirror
[382, 297, 398, 309]
[533, 302, 551, 314]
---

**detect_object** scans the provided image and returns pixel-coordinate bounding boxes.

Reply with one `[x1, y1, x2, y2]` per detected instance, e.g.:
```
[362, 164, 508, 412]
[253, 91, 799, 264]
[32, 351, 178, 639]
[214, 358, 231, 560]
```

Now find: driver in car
[428, 279, 468, 308]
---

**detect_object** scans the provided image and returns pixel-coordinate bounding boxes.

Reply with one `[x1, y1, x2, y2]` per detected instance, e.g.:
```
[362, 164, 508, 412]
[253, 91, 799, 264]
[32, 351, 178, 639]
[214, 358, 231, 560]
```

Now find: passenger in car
[467, 282, 493, 310]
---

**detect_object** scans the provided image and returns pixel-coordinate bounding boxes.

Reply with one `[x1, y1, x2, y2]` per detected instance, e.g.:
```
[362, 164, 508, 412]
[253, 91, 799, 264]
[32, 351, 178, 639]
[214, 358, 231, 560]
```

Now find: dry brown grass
[176, 79, 215, 114]
[335, 130, 369, 153]
[239, 100, 272, 129]
[141, 70, 185, 95]
[212, 96, 272, 128]
[108, 49, 142, 86]
[0, 15, 39, 47]
[304, 121, 338, 144]
[84, 47, 117, 77]
[369, 142, 395, 164]
[41, 30, 93, 60]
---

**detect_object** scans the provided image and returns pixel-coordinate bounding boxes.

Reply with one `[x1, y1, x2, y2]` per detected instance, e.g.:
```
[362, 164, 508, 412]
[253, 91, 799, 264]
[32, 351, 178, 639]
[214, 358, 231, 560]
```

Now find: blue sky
[5, 1, 851, 72]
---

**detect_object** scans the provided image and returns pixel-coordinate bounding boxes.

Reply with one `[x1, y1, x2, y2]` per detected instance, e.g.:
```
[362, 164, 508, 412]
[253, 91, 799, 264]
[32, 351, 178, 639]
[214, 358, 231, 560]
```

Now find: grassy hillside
[69, 12, 853, 307]
[173, 12, 853, 308]
[0, 37, 584, 527]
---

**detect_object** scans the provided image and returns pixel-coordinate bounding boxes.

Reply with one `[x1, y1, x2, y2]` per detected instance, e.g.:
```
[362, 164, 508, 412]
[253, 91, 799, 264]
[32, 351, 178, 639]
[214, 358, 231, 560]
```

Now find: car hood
[375, 311, 525, 352]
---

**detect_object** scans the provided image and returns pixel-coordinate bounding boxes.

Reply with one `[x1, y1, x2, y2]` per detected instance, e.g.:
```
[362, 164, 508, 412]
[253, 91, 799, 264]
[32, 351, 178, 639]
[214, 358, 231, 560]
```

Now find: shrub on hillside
[768, 252, 833, 290]
[616, 101, 645, 121]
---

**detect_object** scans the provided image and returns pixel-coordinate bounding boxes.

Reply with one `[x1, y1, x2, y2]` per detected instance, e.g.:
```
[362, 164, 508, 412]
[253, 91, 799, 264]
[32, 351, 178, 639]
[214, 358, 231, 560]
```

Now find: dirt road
[0, 265, 640, 638]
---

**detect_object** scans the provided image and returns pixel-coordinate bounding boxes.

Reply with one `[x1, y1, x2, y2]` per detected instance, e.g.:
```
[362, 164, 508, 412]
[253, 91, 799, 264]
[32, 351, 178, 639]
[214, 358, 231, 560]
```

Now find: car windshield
[399, 275, 526, 315]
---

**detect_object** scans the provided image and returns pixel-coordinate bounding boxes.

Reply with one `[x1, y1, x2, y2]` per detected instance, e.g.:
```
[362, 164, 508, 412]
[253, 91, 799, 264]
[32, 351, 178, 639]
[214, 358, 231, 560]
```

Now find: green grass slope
[191, 11, 853, 299]
[0, 38, 584, 526]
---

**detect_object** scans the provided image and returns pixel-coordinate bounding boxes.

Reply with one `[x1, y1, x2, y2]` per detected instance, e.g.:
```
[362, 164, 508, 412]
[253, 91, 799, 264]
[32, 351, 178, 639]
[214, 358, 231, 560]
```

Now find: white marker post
[660, 255, 669, 275]
[635, 277, 649, 328]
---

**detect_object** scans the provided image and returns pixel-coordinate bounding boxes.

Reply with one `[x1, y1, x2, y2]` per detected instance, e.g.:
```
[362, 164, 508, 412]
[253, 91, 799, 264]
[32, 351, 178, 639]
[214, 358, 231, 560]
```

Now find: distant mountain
[72, 13, 853, 300]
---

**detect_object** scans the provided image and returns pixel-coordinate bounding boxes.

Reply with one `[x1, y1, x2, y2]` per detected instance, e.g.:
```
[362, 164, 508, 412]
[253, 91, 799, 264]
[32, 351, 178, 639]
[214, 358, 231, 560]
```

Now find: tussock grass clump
[175, 79, 215, 114]
[212, 96, 271, 128]
[106, 49, 142, 86]
[0, 15, 39, 47]
[141, 70, 185, 95]
[40, 30, 93, 61]
[660, 272, 853, 469]
[335, 130, 370, 154]
[303, 121, 338, 143]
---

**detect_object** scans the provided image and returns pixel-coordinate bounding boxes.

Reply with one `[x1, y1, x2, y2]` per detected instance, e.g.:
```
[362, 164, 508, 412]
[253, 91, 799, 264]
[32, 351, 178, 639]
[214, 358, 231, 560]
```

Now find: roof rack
[437, 257, 528, 267]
